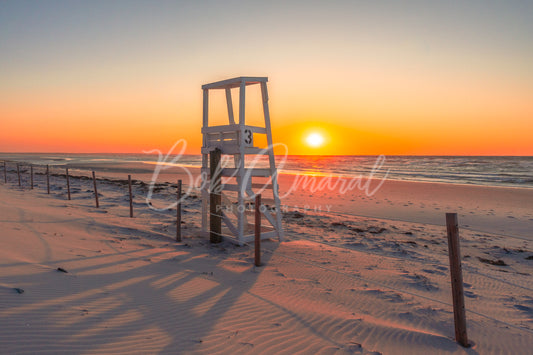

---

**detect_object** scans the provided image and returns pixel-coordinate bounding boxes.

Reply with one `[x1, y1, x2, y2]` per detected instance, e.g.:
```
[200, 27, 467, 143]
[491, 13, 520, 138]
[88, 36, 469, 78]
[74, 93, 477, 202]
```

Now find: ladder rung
[221, 168, 271, 177]
[221, 183, 273, 191]
[201, 146, 271, 155]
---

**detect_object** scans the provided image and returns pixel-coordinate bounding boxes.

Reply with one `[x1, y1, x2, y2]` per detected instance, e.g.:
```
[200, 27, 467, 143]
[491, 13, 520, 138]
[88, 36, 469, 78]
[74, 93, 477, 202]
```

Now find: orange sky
[1, 1, 532, 155]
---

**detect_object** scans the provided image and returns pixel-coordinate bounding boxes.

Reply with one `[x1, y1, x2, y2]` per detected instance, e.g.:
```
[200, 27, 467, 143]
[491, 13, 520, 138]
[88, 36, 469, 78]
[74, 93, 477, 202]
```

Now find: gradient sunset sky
[1, 0, 532, 155]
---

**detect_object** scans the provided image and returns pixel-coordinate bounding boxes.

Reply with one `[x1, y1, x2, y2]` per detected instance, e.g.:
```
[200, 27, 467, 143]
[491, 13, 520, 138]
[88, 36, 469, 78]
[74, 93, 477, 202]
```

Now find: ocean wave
[2, 153, 532, 188]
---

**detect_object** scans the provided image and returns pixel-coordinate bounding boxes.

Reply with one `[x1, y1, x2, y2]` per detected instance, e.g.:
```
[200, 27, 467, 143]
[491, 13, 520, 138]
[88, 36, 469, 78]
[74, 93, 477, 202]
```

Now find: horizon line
[0, 152, 532, 158]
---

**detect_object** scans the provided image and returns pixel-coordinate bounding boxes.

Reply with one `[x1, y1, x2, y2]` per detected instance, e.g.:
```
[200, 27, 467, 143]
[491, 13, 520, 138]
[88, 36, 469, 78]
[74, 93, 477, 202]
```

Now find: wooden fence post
[128, 175, 133, 218]
[46, 165, 50, 194]
[17, 164, 21, 187]
[176, 180, 182, 242]
[30, 165, 34, 189]
[66, 168, 71, 200]
[255, 194, 262, 267]
[3, 161, 6, 183]
[209, 148, 222, 243]
[446, 213, 469, 347]
[92, 171, 99, 208]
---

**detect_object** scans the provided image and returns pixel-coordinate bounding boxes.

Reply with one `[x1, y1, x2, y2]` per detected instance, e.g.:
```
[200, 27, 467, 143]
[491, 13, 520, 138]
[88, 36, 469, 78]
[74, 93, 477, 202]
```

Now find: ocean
[1, 153, 532, 189]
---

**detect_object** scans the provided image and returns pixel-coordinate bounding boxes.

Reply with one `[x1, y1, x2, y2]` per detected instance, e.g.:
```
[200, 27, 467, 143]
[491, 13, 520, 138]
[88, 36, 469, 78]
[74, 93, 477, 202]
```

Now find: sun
[306, 132, 325, 148]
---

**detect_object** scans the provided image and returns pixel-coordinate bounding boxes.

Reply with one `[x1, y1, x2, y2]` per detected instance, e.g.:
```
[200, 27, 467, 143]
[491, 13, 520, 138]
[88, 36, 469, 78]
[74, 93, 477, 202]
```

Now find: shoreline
[1, 153, 532, 190]
[3, 161, 532, 239]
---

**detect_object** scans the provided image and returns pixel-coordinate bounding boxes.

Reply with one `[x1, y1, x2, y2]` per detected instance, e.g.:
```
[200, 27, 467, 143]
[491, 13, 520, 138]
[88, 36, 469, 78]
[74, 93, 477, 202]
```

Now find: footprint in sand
[513, 304, 533, 316]
[344, 342, 363, 352]
[422, 268, 446, 276]
[464, 290, 478, 298]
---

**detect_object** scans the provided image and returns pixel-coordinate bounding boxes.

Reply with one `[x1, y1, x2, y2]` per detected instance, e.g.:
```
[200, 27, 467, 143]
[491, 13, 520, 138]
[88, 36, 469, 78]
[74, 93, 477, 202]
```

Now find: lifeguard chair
[200, 76, 283, 245]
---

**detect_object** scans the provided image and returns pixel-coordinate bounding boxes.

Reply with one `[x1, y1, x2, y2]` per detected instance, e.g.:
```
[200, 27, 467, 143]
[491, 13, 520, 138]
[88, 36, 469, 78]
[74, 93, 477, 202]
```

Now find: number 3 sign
[243, 128, 253, 146]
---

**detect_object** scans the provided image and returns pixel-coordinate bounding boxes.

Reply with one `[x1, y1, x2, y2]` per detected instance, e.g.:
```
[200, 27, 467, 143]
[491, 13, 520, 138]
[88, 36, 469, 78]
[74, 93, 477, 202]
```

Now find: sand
[54, 160, 533, 238]
[1, 165, 532, 354]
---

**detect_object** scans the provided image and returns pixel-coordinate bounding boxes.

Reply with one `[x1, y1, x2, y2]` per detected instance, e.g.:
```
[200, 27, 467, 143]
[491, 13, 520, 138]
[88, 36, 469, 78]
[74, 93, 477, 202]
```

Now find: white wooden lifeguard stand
[201, 76, 283, 245]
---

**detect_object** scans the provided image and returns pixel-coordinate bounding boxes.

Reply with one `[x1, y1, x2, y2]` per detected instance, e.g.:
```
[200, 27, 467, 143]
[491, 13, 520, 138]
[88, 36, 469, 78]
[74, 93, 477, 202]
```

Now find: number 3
[244, 129, 252, 145]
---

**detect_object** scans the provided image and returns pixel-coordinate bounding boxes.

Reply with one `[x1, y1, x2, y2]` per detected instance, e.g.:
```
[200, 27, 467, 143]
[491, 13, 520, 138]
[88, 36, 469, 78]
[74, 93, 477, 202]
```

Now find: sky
[1, 0, 532, 155]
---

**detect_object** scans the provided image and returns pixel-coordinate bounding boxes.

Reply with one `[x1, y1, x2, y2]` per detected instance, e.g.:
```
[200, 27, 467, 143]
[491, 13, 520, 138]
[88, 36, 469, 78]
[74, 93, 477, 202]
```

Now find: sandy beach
[1, 164, 532, 354]
[43, 159, 533, 238]
[3, 0, 532, 353]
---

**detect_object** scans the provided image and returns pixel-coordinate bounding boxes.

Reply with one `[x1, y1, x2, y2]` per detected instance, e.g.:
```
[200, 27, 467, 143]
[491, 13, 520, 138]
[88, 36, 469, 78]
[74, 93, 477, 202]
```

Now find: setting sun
[306, 133, 325, 148]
